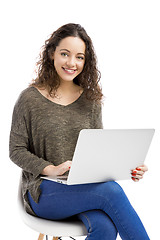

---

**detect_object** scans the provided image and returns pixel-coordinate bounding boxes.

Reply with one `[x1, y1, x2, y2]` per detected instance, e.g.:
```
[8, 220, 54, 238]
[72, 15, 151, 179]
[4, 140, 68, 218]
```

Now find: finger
[60, 161, 72, 173]
[66, 160, 72, 164]
[67, 162, 72, 170]
[132, 177, 139, 182]
[136, 165, 148, 172]
[131, 173, 143, 179]
[64, 161, 72, 167]
[132, 169, 144, 176]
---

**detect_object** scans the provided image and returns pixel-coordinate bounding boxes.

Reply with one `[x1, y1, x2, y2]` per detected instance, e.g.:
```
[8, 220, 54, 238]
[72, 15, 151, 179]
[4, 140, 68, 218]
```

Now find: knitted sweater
[9, 87, 103, 215]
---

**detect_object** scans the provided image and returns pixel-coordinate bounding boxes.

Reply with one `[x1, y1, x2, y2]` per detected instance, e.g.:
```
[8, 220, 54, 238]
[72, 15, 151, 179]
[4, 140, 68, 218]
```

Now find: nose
[66, 56, 76, 68]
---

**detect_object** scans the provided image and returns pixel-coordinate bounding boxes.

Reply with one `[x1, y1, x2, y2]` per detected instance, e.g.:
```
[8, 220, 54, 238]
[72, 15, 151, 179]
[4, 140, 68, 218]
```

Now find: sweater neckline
[31, 86, 85, 108]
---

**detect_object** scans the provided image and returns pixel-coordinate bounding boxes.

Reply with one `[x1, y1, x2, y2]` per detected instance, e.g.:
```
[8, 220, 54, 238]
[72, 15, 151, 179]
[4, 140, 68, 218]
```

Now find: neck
[58, 80, 77, 94]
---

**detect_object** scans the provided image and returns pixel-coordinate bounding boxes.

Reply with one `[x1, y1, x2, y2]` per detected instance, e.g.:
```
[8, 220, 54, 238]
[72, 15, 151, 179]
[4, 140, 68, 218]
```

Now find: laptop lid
[67, 129, 155, 185]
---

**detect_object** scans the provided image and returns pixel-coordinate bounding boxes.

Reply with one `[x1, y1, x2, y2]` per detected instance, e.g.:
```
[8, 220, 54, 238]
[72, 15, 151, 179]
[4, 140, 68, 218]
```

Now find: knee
[103, 181, 124, 199]
[109, 181, 123, 192]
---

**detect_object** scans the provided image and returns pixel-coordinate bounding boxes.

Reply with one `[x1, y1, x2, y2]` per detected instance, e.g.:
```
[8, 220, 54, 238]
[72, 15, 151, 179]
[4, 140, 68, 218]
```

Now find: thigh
[28, 180, 106, 219]
[27, 180, 122, 220]
[77, 210, 118, 240]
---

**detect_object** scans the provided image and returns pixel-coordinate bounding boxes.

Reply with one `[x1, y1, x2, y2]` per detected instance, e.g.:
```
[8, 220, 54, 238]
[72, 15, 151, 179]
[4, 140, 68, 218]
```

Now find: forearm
[9, 131, 71, 177]
[9, 131, 52, 178]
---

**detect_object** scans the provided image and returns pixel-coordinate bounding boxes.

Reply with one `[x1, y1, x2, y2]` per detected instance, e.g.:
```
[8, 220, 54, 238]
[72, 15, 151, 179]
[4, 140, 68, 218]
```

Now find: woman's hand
[131, 165, 148, 182]
[41, 161, 72, 177]
[54, 161, 72, 176]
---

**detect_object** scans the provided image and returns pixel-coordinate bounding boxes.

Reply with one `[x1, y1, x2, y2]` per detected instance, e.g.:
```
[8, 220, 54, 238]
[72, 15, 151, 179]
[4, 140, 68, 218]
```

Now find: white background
[0, 0, 160, 239]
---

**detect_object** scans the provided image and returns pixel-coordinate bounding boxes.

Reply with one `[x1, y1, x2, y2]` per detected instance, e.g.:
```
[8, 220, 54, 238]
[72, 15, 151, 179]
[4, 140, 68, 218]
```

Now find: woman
[9, 23, 149, 239]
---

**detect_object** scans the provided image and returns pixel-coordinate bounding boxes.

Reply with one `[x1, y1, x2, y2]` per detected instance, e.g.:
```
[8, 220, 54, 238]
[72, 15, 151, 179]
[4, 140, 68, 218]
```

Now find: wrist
[41, 165, 56, 176]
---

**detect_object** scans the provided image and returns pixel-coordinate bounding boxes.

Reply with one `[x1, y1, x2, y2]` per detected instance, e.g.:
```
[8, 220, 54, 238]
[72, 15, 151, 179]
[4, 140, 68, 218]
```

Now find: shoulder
[13, 87, 38, 114]
[17, 86, 37, 102]
[82, 89, 103, 108]
[79, 92, 102, 115]
[15, 86, 40, 106]
[92, 101, 102, 117]
[93, 100, 102, 110]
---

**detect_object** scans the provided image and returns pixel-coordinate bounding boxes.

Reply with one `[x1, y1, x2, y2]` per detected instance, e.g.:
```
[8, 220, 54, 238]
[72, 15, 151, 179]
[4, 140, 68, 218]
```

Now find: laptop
[41, 129, 155, 185]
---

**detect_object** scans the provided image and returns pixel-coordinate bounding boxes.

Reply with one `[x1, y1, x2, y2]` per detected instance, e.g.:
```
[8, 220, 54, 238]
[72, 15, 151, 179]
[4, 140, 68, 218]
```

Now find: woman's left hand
[131, 165, 148, 182]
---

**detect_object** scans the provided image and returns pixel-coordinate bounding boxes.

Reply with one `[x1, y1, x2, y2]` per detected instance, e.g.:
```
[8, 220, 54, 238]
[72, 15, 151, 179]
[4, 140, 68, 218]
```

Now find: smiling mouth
[62, 67, 77, 74]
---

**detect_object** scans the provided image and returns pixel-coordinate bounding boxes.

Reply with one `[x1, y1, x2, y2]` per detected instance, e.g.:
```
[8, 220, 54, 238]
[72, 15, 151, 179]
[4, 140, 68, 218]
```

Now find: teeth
[64, 68, 75, 73]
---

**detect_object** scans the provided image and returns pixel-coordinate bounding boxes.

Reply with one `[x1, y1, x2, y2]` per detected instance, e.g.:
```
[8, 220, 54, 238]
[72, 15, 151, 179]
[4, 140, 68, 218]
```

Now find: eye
[77, 56, 84, 60]
[61, 52, 68, 57]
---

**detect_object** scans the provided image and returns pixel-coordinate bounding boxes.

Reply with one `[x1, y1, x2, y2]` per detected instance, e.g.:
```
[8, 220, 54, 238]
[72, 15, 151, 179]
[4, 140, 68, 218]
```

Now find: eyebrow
[60, 49, 85, 56]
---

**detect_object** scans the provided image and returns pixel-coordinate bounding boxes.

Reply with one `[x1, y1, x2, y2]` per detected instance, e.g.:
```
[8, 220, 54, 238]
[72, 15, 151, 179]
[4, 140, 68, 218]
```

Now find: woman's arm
[10, 130, 72, 178]
[9, 131, 52, 178]
[92, 101, 103, 129]
[9, 93, 52, 178]
[9, 90, 72, 178]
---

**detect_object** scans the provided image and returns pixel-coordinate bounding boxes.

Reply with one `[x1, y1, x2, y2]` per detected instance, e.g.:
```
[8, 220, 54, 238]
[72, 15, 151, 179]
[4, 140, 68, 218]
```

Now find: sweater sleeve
[92, 101, 103, 129]
[9, 92, 52, 178]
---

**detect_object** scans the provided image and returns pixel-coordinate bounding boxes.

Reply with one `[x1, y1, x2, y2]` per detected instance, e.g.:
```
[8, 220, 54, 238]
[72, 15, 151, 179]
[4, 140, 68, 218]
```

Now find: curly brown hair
[30, 23, 103, 102]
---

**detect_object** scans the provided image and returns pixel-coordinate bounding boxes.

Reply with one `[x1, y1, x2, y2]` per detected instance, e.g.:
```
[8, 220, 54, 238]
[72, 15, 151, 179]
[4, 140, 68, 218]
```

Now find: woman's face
[53, 36, 86, 83]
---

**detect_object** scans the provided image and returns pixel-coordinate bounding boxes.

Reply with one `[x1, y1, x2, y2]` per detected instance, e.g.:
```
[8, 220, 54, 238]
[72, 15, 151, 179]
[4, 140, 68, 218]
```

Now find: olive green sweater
[9, 87, 103, 215]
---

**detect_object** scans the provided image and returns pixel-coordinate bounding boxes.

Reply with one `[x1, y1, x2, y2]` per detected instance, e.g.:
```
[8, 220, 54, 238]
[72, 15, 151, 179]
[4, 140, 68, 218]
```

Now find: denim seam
[83, 191, 134, 240]
[79, 212, 92, 240]
[103, 198, 134, 240]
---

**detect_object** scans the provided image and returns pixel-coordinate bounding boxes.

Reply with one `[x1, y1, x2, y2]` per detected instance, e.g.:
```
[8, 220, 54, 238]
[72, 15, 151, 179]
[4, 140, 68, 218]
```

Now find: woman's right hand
[41, 160, 72, 176]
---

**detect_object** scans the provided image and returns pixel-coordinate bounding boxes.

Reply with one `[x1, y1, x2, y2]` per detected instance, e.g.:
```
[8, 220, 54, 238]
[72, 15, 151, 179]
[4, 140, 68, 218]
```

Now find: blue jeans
[27, 180, 150, 240]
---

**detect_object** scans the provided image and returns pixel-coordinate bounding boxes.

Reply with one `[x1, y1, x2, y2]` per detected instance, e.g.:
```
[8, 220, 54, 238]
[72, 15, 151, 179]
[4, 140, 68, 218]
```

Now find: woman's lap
[27, 179, 150, 239]
[28, 180, 121, 220]
[28, 180, 118, 239]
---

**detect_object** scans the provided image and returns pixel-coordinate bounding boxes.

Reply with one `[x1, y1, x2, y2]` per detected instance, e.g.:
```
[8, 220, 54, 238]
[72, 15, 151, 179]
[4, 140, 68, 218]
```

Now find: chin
[59, 76, 75, 83]
[59, 74, 79, 82]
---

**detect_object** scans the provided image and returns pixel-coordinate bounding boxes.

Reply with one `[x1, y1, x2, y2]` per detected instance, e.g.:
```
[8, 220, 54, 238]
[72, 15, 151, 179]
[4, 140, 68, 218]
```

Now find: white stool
[18, 179, 87, 240]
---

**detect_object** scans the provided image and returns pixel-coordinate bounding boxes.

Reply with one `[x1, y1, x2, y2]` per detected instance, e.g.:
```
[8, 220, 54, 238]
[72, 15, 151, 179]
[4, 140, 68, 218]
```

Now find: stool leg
[52, 237, 59, 240]
[38, 233, 44, 240]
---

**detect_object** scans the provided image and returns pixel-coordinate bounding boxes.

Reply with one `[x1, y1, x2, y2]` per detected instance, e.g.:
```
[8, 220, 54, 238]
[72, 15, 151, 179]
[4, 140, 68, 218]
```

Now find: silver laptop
[41, 129, 155, 185]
